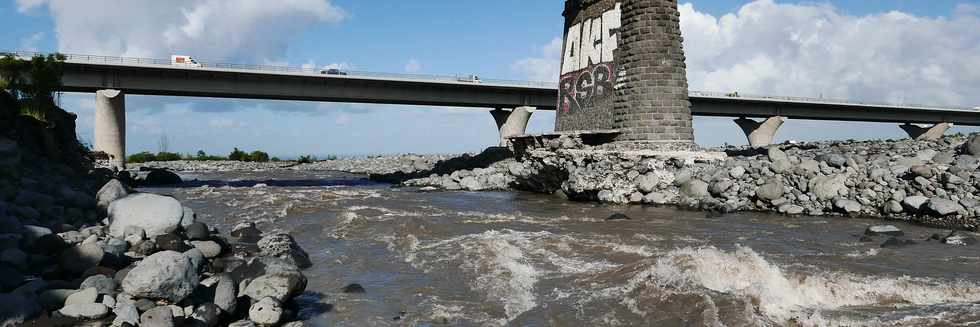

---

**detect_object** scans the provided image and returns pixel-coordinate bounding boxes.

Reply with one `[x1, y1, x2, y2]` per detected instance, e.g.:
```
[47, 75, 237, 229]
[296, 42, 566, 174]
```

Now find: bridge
[5, 51, 979, 167]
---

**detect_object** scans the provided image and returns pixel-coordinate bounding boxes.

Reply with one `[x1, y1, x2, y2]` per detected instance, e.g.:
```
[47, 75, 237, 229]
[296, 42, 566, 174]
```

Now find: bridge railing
[2, 51, 558, 88]
[688, 91, 978, 111]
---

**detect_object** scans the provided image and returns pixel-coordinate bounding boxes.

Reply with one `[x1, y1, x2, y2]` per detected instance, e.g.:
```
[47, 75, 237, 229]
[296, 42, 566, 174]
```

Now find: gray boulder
[768, 147, 789, 162]
[108, 193, 184, 238]
[902, 196, 930, 211]
[927, 197, 964, 216]
[242, 272, 308, 303]
[816, 153, 847, 168]
[635, 173, 660, 193]
[80, 274, 118, 296]
[59, 242, 104, 275]
[963, 134, 980, 156]
[756, 182, 784, 201]
[65, 287, 98, 306]
[257, 233, 312, 269]
[143, 169, 183, 186]
[680, 180, 709, 199]
[112, 303, 140, 326]
[809, 174, 849, 200]
[213, 274, 237, 314]
[122, 251, 199, 302]
[191, 240, 222, 259]
[140, 305, 175, 327]
[709, 180, 733, 197]
[59, 303, 109, 320]
[96, 179, 129, 215]
[771, 159, 793, 174]
[834, 199, 862, 214]
[248, 297, 283, 325]
[865, 225, 903, 237]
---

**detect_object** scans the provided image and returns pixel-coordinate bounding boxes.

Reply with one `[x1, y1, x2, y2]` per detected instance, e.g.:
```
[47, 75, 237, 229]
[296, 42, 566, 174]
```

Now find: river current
[143, 170, 980, 326]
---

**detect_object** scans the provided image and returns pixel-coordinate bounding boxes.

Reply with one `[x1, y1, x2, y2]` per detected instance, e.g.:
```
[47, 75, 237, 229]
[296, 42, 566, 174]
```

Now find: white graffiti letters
[561, 3, 621, 75]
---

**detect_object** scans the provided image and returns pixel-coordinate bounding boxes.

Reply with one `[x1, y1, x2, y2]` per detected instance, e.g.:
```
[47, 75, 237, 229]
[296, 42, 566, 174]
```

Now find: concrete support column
[95, 89, 126, 169]
[734, 116, 786, 147]
[900, 123, 952, 141]
[490, 106, 535, 147]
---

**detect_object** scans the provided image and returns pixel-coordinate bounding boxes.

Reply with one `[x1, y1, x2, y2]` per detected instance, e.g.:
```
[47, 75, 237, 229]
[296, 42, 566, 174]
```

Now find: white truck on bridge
[171, 55, 202, 67]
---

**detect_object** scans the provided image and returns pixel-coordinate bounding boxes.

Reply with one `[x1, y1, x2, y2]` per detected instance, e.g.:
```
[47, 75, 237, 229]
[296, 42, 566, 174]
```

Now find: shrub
[154, 152, 182, 161]
[296, 155, 316, 164]
[228, 147, 247, 161]
[270, 157, 281, 162]
[128, 151, 156, 163]
[324, 154, 338, 161]
[248, 151, 270, 162]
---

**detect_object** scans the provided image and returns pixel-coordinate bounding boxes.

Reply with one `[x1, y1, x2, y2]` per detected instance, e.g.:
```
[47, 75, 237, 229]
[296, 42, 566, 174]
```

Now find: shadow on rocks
[369, 147, 515, 184]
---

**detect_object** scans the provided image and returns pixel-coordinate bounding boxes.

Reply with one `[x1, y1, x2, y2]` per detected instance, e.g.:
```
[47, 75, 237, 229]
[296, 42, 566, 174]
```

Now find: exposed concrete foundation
[94, 89, 126, 169]
[900, 123, 952, 141]
[734, 116, 786, 147]
[491, 107, 535, 147]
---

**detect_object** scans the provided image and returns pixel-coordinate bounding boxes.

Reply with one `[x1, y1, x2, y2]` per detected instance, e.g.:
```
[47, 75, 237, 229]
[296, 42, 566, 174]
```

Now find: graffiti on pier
[559, 3, 621, 114]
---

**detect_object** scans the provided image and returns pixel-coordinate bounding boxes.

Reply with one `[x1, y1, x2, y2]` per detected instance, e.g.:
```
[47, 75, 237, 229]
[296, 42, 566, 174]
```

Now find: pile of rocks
[2, 179, 313, 326]
[399, 134, 980, 231]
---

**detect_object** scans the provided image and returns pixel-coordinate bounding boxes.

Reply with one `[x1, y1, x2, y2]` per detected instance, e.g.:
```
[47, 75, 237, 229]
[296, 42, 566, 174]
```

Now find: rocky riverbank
[1, 97, 314, 326]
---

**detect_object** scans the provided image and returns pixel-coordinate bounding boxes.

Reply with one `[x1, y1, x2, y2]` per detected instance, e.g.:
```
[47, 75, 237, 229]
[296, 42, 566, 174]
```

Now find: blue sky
[3, 0, 980, 157]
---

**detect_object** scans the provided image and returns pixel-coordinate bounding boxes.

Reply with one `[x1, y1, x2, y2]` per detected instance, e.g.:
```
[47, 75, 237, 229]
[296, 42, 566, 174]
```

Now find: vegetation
[127, 148, 284, 163]
[0, 53, 66, 121]
[296, 155, 317, 164]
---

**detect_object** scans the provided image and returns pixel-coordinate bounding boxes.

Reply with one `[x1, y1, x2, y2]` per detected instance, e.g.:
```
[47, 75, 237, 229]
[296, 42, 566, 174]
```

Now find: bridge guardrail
[2, 51, 558, 88]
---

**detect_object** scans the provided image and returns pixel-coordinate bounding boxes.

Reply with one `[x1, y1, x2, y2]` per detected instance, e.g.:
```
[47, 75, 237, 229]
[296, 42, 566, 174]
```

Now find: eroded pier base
[900, 123, 952, 141]
[734, 116, 786, 147]
[95, 89, 126, 169]
[491, 107, 534, 146]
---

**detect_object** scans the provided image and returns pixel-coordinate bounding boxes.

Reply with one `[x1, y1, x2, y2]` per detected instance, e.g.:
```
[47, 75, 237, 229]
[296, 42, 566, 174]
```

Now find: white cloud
[679, 0, 980, 107]
[19, 32, 45, 52]
[511, 37, 563, 82]
[26, 0, 346, 63]
[405, 59, 422, 73]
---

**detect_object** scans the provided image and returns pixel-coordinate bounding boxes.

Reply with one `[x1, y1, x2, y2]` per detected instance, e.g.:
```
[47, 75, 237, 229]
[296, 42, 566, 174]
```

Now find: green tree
[249, 150, 270, 162]
[0, 53, 66, 121]
[196, 150, 207, 160]
[127, 151, 157, 163]
[229, 147, 247, 161]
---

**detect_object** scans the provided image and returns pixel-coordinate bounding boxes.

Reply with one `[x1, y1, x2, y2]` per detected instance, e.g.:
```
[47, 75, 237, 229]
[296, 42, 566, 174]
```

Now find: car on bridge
[170, 55, 202, 67]
[458, 75, 481, 83]
[320, 68, 347, 76]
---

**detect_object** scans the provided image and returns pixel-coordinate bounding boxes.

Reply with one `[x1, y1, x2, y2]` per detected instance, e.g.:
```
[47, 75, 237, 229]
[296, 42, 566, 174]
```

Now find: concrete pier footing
[491, 107, 535, 147]
[734, 116, 786, 147]
[94, 89, 126, 169]
[900, 123, 952, 141]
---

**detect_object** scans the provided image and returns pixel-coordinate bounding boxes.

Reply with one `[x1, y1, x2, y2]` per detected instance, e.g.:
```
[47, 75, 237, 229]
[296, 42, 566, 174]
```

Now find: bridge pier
[900, 123, 952, 141]
[94, 89, 126, 169]
[491, 106, 535, 147]
[734, 116, 786, 147]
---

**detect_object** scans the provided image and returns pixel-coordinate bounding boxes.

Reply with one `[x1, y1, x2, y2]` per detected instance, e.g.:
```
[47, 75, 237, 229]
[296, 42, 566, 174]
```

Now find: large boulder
[108, 193, 184, 238]
[679, 180, 709, 199]
[248, 297, 283, 325]
[122, 251, 199, 302]
[808, 174, 849, 201]
[141, 169, 183, 186]
[755, 181, 784, 201]
[963, 134, 980, 156]
[927, 197, 964, 216]
[258, 234, 312, 269]
[96, 179, 129, 215]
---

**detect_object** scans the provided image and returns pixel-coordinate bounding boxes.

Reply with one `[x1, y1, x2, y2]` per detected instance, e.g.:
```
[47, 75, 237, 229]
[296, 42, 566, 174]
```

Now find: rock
[228, 320, 258, 327]
[96, 179, 129, 215]
[191, 240, 222, 259]
[231, 222, 262, 243]
[680, 180, 709, 199]
[22, 225, 52, 243]
[962, 134, 980, 156]
[0, 265, 24, 291]
[0, 248, 27, 270]
[104, 238, 129, 256]
[777, 204, 805, 215]
[834, 199, 862, 214]
[606, 213, 630, 220]
[798, 159, 820, 173]
[881, 237, 916, 248]
[109, 193, 184, 238]
[156, 232, 191, 252]
[38, 289, 77, 310]
[190, 303, 221, 327]
[113, 303, 140, 326]
[902, 196, 930, 211]
[768, 147, 789, 162]
[213, 274, 237, 314]
[185, 222, 210, 241]
[257, 233, 312, 269]
[883, 200, 904, 214]
[33, 233, 69, 255]
[642, 192, 669, 205]
[59, 303, 109, 320]
[673, 169, 692, 186]
[927, 197, 964, 216]
[709, 179, 733, 196]
[933, 152, 955, 165]
[809, 174, 849, 200]
[942, 232, 978, 246]
[916, 149, 938, 161]
[122, 251, 199, 302]
[184, 248, 205, 272]
[771, 159, 793, 174]
[865, 225, 904, 237]
[180, 206, 196, 229]
[909, 165, 934, 178]
[143, 169, 183, 186]
[140, 305, 175, 327]
[755, 182, 784, 201]
[65, 287, 98, 306]
[730, 166, 746, 178]
[248, 297, 283, 326]
[342, 283, 366, 294]
[80, 274, 118, 296]
[60, 242, 104, 275]
[635, 173, 660, 193]
[242, 272, 307, 303]
[0, 292, 38, 325]
[816, 153, 847, 168]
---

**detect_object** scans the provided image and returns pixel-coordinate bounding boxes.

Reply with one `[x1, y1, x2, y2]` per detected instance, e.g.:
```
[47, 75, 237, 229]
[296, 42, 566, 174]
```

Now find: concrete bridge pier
[734, 116, 786, 147]
[94, 89, 126, 169]
[900, 122, 952, 141]
[491, 106, 535, 146]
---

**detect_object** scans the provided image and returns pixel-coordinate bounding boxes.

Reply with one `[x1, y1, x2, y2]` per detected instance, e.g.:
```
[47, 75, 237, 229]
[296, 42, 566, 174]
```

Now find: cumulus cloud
[679, 0, 980, 107]
[21, 0, 346, 63]
[19, 32, 44, 51]
[511, 37, 563, 82]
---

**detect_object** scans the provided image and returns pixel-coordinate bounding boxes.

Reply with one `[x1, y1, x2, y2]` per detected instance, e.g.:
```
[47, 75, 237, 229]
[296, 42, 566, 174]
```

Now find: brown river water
[142, 170, 980, 326]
